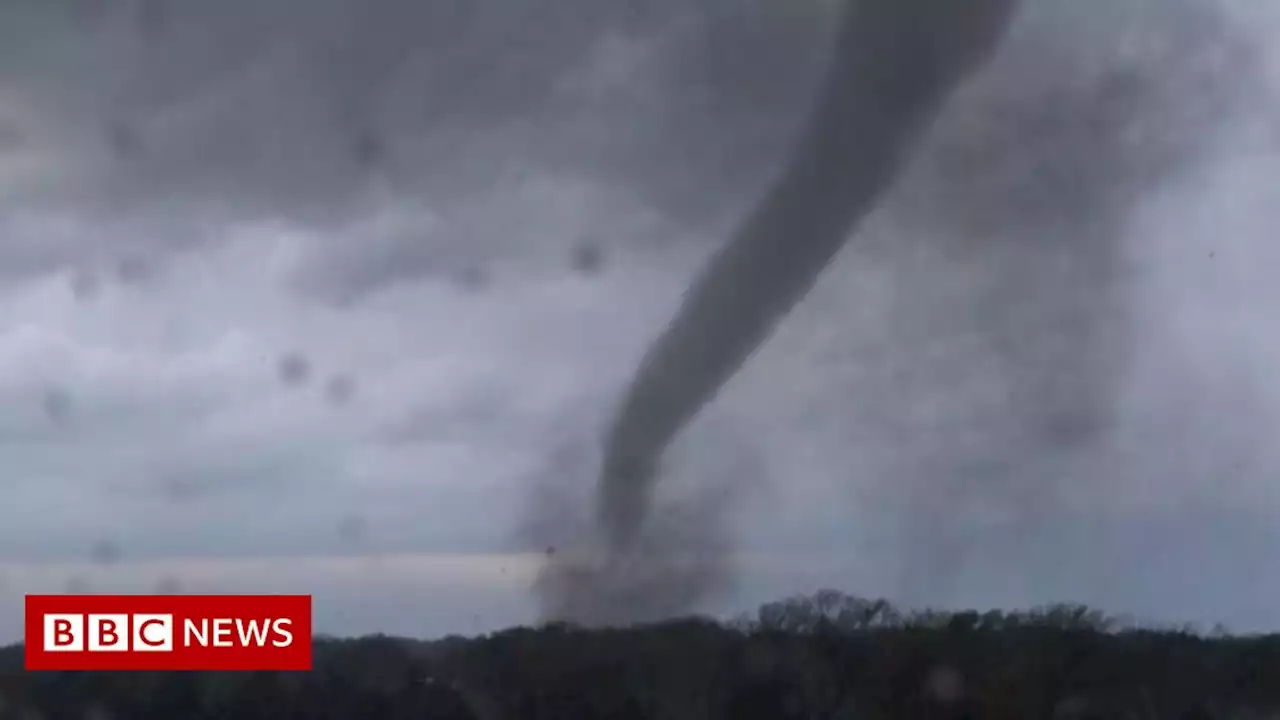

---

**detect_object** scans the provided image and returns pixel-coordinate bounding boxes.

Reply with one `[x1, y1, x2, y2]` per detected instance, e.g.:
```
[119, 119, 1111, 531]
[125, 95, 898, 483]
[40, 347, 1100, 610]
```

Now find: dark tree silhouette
[3, 591, 1278, 718]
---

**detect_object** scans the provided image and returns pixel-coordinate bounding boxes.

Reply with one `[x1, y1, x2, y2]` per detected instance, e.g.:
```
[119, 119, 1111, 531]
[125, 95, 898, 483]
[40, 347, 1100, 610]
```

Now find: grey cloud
[1, 0, 829, 292]
[284, 167, 687, 304]
[0, 210, 201, 290]
[382, 390, 511, 447]
[2, 1, 679, 214]
[288, 210, 446, 305]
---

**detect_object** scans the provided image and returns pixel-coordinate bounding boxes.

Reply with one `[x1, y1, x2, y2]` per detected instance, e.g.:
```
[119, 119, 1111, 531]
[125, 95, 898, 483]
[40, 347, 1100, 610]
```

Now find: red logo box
[25, 594, 312, 671]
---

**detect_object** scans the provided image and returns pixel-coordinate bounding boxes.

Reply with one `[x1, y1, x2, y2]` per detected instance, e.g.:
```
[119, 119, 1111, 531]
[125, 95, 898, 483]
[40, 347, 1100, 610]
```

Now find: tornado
[596, 0, 1024, 555]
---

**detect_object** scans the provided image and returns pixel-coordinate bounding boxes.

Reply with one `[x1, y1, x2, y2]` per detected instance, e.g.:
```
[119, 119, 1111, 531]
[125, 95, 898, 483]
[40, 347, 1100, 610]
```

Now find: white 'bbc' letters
[42, 613, 174, 652]
[132, 614, 174, 651]
[87, 614, 130, 651]
[43, 613, 84, 652]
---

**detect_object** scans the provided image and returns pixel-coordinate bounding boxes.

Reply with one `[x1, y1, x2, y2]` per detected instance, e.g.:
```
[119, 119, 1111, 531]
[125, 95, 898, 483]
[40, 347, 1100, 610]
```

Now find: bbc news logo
[25, 594, 311, 671]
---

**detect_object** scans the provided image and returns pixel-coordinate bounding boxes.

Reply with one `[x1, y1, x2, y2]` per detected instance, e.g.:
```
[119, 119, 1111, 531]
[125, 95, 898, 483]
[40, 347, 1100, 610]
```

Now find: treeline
[2, 590, 1279, 719]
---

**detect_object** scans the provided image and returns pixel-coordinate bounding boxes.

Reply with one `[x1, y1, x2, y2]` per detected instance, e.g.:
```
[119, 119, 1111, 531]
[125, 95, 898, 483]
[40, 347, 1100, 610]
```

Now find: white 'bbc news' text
[42, 614, 294, 652]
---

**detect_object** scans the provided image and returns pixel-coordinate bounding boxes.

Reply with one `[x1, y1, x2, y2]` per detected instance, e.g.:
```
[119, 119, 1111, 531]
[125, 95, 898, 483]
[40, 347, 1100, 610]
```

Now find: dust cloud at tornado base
[527, 0, 1276, 626]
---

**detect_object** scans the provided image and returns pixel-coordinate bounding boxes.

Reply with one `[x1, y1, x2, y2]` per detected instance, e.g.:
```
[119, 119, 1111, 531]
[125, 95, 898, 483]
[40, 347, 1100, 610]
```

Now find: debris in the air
[277, 352, 312, 387]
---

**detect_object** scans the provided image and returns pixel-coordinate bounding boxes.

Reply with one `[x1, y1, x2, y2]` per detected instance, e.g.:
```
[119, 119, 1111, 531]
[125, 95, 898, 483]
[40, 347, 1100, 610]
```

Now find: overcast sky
[1, 0, 1279, 642]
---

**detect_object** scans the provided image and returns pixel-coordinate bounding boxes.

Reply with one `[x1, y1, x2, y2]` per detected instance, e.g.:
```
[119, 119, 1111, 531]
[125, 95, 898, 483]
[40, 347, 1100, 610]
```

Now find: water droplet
[0, 119, 24, 151]
[42, 388, 73, 424]
[570, 242, 604, 275]
[114, 255, 153, 285]
[337, 514, 367, 545]
[90, 540, 121, 565]
[153, 576, 183, 594]
[351, 130, 386, 170]
[159, 475, 202, 502]
[83, 702, 113, 720]
[924, 665, 964, 703]
[454, 265, 489, 292]
[106, 121, 142, 160]
[325, 374, 357, 406]
[69, 268, 101, 302]
[64, 576, 91, 594]
[277, 353, 312, 387]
